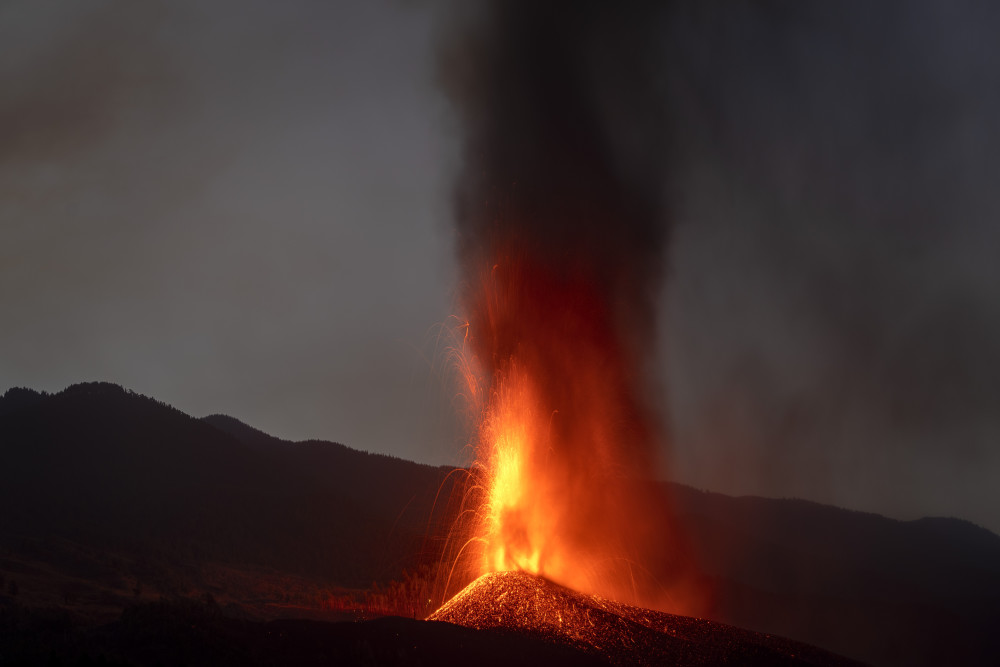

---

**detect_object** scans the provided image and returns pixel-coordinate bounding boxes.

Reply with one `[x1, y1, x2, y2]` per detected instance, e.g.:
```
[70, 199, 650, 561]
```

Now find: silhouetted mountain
[1, 382, 997, 665]
[0, 382, 455, 590]
[670, 485, 1000, 666]
[201, 413, 287, 451]
[202, 412, 462, 540]
[0, 386, 48, 418]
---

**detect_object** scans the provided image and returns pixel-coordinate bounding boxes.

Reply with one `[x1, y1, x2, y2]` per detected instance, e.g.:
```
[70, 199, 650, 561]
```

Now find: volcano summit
[430, 571, 861, 666]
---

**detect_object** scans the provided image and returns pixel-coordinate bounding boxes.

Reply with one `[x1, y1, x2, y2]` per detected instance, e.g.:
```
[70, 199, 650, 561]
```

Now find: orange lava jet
[452, 246, 702, 614]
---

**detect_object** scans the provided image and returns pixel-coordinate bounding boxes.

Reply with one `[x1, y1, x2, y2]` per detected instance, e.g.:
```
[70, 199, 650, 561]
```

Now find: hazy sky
[2, 1, 999, 534]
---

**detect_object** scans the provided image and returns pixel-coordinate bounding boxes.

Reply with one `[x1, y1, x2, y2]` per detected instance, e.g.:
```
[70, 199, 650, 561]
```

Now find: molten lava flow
[452, 250, 697, 612]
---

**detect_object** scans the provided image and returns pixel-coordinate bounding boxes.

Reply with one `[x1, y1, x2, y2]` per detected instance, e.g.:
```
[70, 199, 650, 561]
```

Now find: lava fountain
[437, 1, 704, 613]
[457, 248, 696, 609]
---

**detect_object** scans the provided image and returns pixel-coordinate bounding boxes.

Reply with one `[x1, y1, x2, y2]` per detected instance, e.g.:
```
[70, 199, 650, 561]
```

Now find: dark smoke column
[444, 1, 670, 311]
[440, 1, 702, 611]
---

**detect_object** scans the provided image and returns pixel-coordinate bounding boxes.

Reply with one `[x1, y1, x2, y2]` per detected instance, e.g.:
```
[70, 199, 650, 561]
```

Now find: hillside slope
[0, 383, 456, 590]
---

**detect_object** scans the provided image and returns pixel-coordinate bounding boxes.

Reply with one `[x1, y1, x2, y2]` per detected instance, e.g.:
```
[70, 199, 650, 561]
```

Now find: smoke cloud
[440, 0, 673, 413]
[661, 0, 1000, 530]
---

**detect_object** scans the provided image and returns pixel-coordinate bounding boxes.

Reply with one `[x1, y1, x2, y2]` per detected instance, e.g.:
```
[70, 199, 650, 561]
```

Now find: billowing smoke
[441, 1, 670, 357]
[438, 2, 701, 610]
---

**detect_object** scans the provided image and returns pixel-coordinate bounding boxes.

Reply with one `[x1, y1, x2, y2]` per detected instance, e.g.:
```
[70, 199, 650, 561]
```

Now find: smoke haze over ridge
[661, 1, 1000, 531]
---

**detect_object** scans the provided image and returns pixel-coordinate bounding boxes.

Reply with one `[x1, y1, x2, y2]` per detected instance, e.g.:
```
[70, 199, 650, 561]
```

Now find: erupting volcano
[437, 0, 702, 614]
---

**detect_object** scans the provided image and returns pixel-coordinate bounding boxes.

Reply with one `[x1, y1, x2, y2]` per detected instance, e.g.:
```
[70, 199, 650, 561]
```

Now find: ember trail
[463, 250, 671, 602]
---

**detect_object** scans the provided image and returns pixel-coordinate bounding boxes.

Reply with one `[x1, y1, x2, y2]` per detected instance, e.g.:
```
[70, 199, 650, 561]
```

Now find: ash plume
[437, 1, 700, 610]
[440, 0, 673, 428]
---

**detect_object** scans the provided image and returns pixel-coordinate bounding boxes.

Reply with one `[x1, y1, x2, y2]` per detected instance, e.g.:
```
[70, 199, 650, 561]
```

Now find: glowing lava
[430, 572, 853, 667]
[451, 250, 698, 612]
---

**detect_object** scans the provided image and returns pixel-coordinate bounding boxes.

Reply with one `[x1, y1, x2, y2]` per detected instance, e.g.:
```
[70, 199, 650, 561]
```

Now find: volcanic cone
[430, 571, 863, 666]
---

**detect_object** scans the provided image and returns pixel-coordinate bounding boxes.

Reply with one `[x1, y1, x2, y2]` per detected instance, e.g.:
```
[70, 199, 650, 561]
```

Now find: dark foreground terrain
[2, 582, 861, 667]
[0, 597, 602, 667]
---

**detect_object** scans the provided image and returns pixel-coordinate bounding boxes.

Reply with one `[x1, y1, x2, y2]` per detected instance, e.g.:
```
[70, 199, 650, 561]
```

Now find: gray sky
[1, 0, 462, 464]
[662, 1, 1000, 533]
[2, 1, 999, 534]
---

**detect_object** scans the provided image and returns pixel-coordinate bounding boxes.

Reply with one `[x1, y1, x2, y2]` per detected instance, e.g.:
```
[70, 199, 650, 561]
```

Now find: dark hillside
[0, 383, 454, 590]
[0, 387, 48, 417]
[670, 484, 1000, 666]
[201, 414, 463, 561]
[0, 597, 605, 667]
[201, 414, 286, 451]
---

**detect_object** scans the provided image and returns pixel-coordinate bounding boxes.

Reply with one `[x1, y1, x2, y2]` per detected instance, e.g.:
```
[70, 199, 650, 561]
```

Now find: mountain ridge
[1, 381, 998, 665]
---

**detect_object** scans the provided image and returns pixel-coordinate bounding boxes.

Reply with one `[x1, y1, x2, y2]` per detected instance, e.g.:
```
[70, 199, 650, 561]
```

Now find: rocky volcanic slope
[430, 571, 864, 666]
